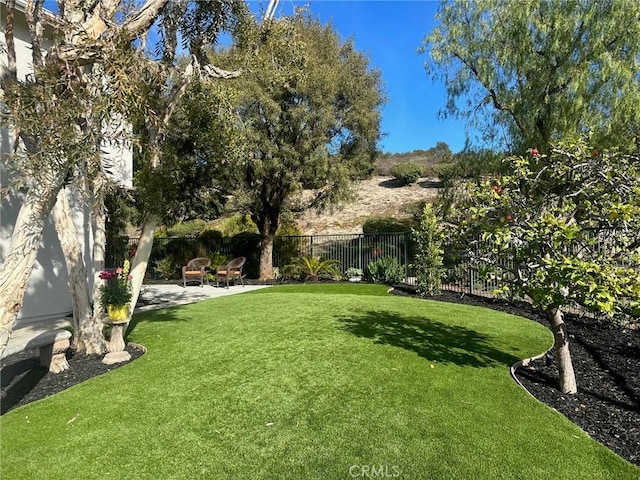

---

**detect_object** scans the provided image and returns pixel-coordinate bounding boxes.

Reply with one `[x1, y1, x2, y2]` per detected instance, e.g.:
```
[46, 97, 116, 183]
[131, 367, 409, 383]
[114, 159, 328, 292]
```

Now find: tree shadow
[1, 356, 48, 414]
[338, 309, 520, 368]
[418, 179, 441, 189]
[378, 178, 406, 188]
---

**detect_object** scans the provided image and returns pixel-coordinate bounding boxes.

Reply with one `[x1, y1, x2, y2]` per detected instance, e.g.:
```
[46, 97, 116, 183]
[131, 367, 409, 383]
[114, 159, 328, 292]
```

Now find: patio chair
[215, 257, 246, 288]
[182, 257, 212, 287]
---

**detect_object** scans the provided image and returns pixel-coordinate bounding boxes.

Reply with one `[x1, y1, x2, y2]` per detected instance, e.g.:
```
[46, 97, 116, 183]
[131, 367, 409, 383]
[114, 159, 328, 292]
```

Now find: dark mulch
[393, 285, 640, 466]
[1, 344, 145, 415]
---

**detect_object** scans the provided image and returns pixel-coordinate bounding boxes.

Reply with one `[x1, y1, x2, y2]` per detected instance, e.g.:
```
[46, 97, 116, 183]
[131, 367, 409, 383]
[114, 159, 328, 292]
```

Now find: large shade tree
[224, 12, 384, 279]
[0, 0, 247, 356]
[423, 0, 640, 152]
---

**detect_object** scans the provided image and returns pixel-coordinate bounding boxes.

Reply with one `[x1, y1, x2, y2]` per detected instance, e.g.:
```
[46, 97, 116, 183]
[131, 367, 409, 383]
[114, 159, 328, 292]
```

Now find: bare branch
[26, 0, 45, 68]
[121, 0, 170, 41]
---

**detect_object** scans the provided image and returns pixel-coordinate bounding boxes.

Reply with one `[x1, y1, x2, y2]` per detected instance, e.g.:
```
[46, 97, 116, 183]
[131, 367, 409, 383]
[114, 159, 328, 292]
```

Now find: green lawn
[1, 284, 637, 479]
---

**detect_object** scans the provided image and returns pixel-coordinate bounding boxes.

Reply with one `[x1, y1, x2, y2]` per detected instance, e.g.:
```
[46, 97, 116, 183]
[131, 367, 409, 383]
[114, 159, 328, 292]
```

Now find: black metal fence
[106, 232, 414, 281]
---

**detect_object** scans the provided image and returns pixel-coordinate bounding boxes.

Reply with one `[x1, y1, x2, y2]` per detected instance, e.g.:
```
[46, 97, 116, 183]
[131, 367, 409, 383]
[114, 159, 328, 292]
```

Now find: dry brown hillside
[297, 175, 439, 235]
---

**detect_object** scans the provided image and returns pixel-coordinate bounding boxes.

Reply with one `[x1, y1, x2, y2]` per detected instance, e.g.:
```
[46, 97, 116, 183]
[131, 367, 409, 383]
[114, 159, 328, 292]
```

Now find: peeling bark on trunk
[547, 306, 577, 394]
[0, 175, 67, 357]
[257, 213, 278, 280]
[259, 233, 275, 280]
[91, 185, 107, 331]
[53, 188, 105, 354]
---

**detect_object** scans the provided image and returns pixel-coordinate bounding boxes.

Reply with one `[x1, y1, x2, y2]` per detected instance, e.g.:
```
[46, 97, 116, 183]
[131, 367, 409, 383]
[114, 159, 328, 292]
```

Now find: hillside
[297, 175, 439, 235]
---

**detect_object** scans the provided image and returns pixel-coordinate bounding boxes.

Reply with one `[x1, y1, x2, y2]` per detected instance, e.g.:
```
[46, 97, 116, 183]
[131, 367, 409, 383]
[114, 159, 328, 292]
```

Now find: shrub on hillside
[363, 217, 413, 234]
[390, 162, 426, 185]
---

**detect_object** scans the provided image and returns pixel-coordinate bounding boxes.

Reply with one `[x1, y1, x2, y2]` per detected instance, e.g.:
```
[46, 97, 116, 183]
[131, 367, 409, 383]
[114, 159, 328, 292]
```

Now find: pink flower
[505, 214, 513, 222]
[127, 274, 133, 280]
[592, 150, 599, 157]
[531, 148, 539, 156]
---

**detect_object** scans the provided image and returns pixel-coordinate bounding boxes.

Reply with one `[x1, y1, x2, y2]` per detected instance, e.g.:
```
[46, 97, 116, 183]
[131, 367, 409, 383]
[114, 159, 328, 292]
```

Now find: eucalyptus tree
[0, 0, 247, 355]
[424, 0, 640, 153]
[225, 12, 384, 279]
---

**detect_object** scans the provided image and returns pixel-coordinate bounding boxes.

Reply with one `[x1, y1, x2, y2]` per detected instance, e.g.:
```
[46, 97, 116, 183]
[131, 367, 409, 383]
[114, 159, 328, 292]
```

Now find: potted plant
[345, 267, 363, 282]
[99, 259, 133, 322]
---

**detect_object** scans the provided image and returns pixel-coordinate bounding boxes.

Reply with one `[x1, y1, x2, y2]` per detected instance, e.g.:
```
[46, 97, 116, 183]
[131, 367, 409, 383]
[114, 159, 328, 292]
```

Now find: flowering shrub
[99, 260, 133, 308]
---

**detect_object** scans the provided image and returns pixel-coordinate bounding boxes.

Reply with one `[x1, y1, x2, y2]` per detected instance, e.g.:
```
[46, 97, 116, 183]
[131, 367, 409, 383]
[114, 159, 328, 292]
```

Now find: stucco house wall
[0, 0, 132, 326]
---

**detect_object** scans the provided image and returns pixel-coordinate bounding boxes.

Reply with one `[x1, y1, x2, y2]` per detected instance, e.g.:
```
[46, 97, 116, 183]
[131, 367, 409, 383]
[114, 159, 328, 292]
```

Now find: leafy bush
[283, 256, 342, 281]
[154, 257, 178, 280]
[166, 220, 209, 238]
[362, 217, 412, 234]
[366, 257, 404, 285]
[345, 267, 364, 277]
[412, 204, 445, 296]
[390, 162, 426, 185]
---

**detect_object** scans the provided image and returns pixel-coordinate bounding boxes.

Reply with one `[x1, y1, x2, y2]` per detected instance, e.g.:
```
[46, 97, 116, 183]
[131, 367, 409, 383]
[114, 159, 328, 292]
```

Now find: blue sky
[250, 0, 469, 154]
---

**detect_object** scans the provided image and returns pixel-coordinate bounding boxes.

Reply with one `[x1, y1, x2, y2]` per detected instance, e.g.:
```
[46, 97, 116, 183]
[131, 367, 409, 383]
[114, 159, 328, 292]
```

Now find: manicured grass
[1, 284, 637, 479]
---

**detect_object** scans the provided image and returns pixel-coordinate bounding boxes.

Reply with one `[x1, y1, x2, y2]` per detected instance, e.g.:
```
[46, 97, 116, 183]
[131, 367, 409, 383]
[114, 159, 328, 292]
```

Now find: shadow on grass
[339, 310, 520, 368]
[127, 306, 189, 337]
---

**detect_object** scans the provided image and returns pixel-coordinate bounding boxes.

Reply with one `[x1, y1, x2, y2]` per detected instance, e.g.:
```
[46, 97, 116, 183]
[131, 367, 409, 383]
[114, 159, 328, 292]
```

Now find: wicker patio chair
[182, 257, 211, 287]
[215, 257, 246, 288]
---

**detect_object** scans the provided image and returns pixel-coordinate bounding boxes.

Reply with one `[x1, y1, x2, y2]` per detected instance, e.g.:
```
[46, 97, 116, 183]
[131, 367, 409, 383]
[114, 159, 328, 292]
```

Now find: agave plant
[284, 256, 342, 282]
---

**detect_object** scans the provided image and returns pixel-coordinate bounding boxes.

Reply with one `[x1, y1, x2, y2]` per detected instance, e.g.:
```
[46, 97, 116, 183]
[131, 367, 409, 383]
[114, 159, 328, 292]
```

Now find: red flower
[505, 214, 513, 222]
[492, 185, 503, 195]
[531, 148, 539, 156]
[592, 150, 599, 157]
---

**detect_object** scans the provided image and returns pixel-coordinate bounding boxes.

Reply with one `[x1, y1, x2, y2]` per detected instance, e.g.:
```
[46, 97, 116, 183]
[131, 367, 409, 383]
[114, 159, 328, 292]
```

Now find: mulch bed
[2, 289, 639, 467]
[1, 344, 145, 415]
[393, 285, 640, 466]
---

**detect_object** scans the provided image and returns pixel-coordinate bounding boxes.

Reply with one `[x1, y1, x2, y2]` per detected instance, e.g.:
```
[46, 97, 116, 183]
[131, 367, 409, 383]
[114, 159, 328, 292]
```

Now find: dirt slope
[297, 176, 439, 235]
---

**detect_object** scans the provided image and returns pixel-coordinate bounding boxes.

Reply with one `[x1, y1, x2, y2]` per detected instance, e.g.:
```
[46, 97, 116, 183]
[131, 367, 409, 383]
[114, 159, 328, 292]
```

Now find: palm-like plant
[284, 256, 342, 281]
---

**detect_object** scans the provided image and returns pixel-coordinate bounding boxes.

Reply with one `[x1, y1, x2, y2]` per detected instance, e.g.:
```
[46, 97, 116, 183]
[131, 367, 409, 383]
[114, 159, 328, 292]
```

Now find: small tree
[412, 204, 444, 296]
[457, 140, 640, 394]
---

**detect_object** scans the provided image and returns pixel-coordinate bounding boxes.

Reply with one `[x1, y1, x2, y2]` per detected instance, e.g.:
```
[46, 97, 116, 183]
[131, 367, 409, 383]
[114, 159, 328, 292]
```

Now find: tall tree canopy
[423, 0, 640, 153]
[224, 12, 384, 279]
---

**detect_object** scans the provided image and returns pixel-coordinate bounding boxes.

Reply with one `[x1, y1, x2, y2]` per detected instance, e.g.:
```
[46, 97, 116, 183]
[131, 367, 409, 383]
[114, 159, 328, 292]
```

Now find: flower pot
[107, 304, 129, 322]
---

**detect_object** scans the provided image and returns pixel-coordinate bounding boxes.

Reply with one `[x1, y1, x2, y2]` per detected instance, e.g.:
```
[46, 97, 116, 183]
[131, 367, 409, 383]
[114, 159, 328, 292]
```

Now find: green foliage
[222, 11, 385, 278]
[366, 257, 404, 285]
[389, 162, 426, 185]
[375, 142, 452, 176]
[164, 220, 210, 238]
[424, 0, 640, 152]
[153, 258, 177, 281]
[345, 267, 364, 278]
[412, 204, 445, 296]
[457, 140, 640, 315]
[362, 217, 412, 234]
[283, 256, 342, 282]
[274, 223, 305, 268]
[214, 215, 259, 237]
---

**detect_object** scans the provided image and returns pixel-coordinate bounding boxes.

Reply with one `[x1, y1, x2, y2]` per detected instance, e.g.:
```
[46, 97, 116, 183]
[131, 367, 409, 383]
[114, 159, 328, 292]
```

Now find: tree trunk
[127, 216, 158, 317]
[257, 212, 279, 281]
[0, 175, 66, 357]
[547, 306, 577, 394]
[90, 184, 107, 332]
[53, 187, 105, 354]
[259, 232, 275, 281]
